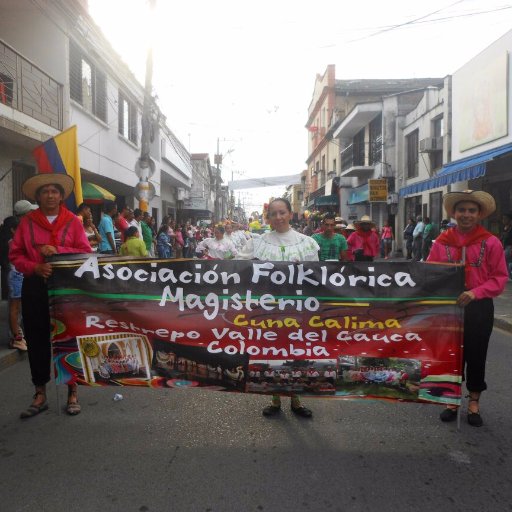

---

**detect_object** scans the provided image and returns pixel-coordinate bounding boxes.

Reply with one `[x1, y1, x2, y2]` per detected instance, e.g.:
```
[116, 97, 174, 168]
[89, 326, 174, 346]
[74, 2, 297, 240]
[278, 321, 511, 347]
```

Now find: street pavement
[1, 328, 512, 511]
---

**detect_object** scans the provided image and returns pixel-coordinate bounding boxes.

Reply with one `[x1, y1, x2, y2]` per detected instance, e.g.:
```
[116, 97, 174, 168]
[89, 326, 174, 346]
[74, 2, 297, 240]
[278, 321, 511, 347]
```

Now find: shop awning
[399, 142, 512, 197]
[82, 182, 116, 204]
[314, 194, 339, 206]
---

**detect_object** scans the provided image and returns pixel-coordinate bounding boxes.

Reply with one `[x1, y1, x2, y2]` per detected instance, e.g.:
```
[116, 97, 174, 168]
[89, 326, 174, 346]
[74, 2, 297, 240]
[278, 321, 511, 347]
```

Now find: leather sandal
[20, 392, 48, 419]
[291, 405, 313, 418]
[467, 395, 483, 427]
[66, 387, 81, 416]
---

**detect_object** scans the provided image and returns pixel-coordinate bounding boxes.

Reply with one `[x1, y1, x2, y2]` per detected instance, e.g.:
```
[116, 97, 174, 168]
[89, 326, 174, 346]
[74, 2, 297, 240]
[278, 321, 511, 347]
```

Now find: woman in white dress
[196, 224, 238, 260]
[238, 198, 320, 418]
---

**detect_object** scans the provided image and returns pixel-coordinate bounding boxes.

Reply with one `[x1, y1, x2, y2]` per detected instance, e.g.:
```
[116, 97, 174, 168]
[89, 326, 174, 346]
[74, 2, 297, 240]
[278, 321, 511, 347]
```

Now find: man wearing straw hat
[346, 215, 380, 261]
[427, 190, 508, 427]
[9, 173, 92, 419]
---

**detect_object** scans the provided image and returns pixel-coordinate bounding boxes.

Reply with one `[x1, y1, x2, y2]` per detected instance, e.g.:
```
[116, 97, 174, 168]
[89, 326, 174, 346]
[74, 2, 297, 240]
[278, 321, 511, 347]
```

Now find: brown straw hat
[22, 173, 74, 201]
[443, 190, 496, 220]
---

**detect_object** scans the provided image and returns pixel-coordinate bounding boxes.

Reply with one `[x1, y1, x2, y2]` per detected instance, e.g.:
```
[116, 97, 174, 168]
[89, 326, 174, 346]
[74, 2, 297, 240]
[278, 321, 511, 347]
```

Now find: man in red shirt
[347, 215, 380, 261]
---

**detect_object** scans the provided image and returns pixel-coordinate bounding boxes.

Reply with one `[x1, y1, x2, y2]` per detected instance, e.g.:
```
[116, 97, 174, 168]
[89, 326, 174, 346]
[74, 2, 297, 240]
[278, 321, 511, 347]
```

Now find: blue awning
[399, 141, 512, 197]
[348, 183, 369, 204]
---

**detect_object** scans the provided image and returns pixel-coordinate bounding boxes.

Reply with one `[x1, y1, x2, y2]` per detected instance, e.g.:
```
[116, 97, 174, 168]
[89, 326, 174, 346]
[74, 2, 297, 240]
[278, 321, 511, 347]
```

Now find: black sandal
[467, 395, 483, 427]
[262, 404, 281, 417]
[20, 392, 48, 419]
[439, 407, 458, 422]
[291, 405, 313, 418]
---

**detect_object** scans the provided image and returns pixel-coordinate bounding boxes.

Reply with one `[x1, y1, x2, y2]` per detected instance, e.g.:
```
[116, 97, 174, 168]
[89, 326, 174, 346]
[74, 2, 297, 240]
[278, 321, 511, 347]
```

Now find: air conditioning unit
[387, 193, 398, 205]
[419, 137, 443, 152]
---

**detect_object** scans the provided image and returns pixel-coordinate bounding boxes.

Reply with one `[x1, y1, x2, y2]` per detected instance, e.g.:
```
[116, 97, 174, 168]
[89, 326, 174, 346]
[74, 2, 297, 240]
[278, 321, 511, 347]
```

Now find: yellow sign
[369, 179, 388, 202]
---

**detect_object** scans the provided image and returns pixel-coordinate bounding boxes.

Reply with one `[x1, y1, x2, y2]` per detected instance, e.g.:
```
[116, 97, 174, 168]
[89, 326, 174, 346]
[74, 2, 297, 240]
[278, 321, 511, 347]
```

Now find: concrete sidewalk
[1, 279, 511, 372]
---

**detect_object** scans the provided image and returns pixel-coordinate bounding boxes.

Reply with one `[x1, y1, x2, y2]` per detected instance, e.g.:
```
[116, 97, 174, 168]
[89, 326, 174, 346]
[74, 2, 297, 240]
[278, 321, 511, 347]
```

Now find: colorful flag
[32, 125, 83, 210]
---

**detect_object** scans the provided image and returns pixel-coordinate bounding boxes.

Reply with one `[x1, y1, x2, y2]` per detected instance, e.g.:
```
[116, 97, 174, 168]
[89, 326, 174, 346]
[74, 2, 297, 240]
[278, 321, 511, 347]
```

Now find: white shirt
[237, 228, 319, 262]
[196, 237, 238, 259]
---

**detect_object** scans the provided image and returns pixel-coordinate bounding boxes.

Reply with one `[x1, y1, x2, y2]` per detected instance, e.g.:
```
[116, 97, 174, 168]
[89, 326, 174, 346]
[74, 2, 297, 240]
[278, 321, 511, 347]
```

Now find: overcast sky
[88, 0, 512, 214]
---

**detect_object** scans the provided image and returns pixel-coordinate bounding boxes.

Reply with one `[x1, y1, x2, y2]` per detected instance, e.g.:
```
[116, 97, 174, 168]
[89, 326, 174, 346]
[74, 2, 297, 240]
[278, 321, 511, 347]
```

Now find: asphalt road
[1, 329, 512, 512]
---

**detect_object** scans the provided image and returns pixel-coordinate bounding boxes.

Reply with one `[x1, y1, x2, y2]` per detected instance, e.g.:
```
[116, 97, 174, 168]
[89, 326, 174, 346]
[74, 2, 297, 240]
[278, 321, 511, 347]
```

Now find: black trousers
[463, 298, 494, 393]
[21, 275, 51, 386]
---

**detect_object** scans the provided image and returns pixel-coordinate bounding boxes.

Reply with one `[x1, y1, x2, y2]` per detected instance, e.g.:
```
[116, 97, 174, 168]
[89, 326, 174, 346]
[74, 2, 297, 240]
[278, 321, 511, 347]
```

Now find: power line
[347, 0, 467, 42]
[336, 3, 512, 45]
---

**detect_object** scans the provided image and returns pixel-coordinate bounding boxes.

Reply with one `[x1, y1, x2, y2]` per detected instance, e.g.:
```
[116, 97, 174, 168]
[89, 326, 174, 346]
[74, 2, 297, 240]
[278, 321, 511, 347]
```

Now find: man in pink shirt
[347, 215, 380, 261]
[10, 173, 91, 419]
[427, 190, 508, 427]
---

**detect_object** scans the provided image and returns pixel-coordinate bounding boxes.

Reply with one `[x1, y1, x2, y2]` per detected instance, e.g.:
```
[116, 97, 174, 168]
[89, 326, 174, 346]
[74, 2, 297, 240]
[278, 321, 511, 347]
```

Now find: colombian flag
[32, 125, 83, 211]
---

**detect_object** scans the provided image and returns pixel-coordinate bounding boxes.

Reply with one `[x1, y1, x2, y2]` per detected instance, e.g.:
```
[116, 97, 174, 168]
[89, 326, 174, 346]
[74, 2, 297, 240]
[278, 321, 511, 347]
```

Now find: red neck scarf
[436, 225, 492, 248]
[28, 205, 75, 247]
[436, 225, 493, 287]
[356, 228, 376, 254]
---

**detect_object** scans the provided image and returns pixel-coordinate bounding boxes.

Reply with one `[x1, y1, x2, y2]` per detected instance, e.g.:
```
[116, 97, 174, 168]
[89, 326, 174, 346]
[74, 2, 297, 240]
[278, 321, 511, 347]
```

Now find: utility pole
[135, 0, 156, 212]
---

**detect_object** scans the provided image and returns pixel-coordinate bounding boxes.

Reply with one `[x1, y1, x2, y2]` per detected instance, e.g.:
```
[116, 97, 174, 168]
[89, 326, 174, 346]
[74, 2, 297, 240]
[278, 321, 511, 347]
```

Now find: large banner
[49, 256, 464, 405]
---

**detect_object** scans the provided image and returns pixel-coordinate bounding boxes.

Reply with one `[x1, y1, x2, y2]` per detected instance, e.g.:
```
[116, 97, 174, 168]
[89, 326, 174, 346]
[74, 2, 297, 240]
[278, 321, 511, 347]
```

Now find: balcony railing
[0, 39, 63, 129]
[341, 142, 382, 172]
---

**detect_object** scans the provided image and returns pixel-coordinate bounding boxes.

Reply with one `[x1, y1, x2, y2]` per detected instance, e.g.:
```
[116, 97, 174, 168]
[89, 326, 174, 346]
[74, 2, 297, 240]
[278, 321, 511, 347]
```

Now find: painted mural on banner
[48, 256, 464, 405]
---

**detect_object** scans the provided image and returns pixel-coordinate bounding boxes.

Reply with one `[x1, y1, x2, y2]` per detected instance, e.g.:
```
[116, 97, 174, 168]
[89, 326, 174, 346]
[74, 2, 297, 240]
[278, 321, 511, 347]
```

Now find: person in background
[196, 224, 237, 259]
[238, 198, 319, 418]
[1, 201, 38, 300]
[343, 223, 356, 261]
[76, 203, 91, 224]
[120, 226, 148, 257]
[312, 213, 348, 261]
[98, 201, 117, 254]
[380, 220, 394, 259]
[427, 190, 508, 427]
[231, 220, 248, 250]
[421, 217, 437, 261]
[183, 222, 195, 258]
[174, 224, 184, 258]
[412, 215, 425, 261]
[501, 211, 512, 279]
[9, 173, 92, 418]
[115, 206, 131, 243]
[141, 212, 154, 256]
[4, 216, 27, 351]
[403, 217, 416, 259]
[440, 219, 450, 233]
[83, 215, 102, 253]
[131, 208, 143, 239]
[156, 221, 173, 258]
[347, 215, 380, 262]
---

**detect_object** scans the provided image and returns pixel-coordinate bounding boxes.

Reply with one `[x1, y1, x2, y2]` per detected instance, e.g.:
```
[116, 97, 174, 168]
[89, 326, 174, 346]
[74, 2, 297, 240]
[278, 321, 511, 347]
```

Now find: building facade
[0, 0, 191, 226]
[305, 65, 443, 228]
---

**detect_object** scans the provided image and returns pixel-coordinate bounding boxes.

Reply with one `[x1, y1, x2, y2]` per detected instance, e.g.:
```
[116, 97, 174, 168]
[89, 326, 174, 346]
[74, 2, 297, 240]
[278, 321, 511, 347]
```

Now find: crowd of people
[0, 174, 510, 427]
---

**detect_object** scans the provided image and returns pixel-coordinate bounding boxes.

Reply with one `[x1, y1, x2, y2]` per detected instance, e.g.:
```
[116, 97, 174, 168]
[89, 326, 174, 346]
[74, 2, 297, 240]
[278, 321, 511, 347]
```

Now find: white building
[0, 0, 191, 225]
[398, 29, 512, 235]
